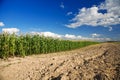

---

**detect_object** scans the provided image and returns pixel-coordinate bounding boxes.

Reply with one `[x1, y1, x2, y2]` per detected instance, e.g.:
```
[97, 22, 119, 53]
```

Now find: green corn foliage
[24, 34, 30, 55]
[0, 33, 10, 58]
[0, 33, 100, 58]
[9, 33, 16, 56]
[16, 35, 25, 57]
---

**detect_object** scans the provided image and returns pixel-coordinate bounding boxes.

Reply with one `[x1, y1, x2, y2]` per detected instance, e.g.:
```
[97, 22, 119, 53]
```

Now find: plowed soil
[0, 43, 120, 80]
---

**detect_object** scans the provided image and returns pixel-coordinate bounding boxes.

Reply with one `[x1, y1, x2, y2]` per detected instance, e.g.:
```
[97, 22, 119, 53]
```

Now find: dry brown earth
[0, 43, 120, 80]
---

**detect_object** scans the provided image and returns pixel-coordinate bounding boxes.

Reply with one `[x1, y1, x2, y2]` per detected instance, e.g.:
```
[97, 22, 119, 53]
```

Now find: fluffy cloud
[0, 22, 5, 27]
[60, 2, 64, 9]
[67, 12, 72, 16]
[91, 33, 101, 38]
[65, 34, 76, 39]
[31, 32, 82, 40]
[31, 31, 111, 41]
[2, 28, 20, 34]
[64, 34, 111, 41]
[64, 34, 82, 39]
[91, 37, 111, 41]
[40, 32, 62, 38]
[31, 31, 62, 38]
[65, 0, 120, 30]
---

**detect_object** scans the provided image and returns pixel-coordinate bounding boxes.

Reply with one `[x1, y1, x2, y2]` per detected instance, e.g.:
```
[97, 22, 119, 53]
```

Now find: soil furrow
[0, 43, 120, 80]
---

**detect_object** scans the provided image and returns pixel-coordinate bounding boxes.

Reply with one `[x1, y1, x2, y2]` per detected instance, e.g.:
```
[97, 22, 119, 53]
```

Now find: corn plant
[9, 33, 16, 56]
[0, 33, 99, 58]
[0, 33, 10, 58]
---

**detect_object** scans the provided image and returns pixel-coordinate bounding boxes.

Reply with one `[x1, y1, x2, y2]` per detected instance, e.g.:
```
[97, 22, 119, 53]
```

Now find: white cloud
[0, 22, 5, 27]
[60, 2, 64, 9]
[64, 34, 111, 41]
[2, 28, 20, 34]
[90, 33, 111, 41]
[30, 31, 111, 41]
[41, 32, 62, 38]
[67, 12, 72, 16]
[65, 0, 120, 31]
[65, 34, 76, 39]
[108, 26, 112, 31]
[64, 34, 82, 39]
[31, 31, 62, 39]
[91, 37, 111, 41]
[91, 33, 101, 38]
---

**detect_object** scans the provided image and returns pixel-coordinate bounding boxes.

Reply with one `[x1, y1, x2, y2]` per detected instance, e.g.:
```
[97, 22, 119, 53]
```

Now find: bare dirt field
[0, 43, 120, 80]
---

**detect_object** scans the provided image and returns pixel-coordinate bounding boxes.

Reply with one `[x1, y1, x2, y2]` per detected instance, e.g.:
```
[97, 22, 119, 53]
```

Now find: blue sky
[0, 0, 120, 41]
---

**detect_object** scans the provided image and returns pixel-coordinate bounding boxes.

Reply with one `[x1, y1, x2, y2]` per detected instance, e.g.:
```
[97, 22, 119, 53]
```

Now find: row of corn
[0, 33, 99, 58]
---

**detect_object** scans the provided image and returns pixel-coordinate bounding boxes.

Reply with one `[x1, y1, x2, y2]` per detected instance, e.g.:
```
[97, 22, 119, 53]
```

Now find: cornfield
[0, 33, 99, 58]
